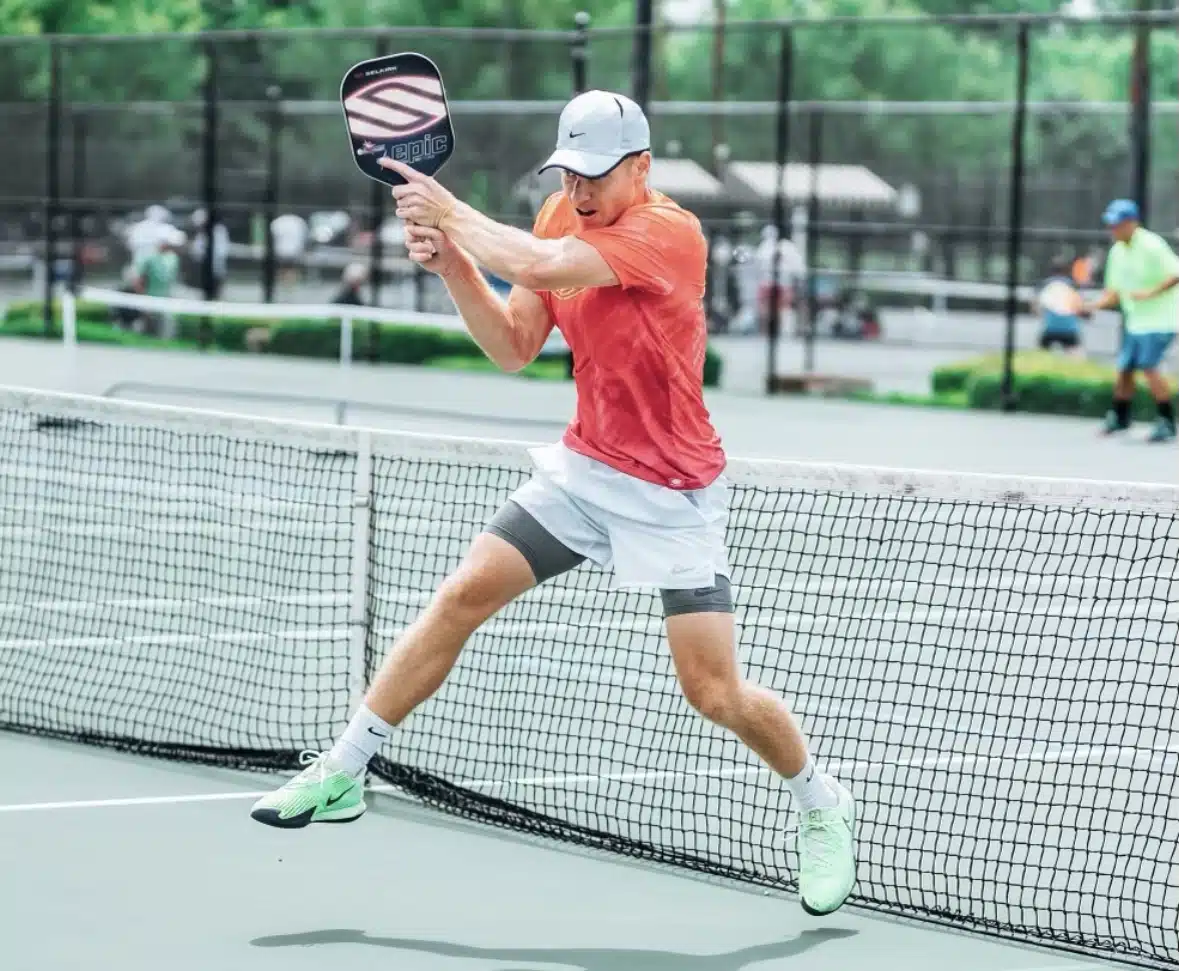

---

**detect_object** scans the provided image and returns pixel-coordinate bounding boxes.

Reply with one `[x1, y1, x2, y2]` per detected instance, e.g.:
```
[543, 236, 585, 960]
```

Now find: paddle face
[340, 52, 454, 188]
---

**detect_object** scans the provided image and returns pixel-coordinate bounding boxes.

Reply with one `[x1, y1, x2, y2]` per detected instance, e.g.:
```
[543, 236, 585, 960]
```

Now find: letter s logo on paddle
[343, 75, 447, 140]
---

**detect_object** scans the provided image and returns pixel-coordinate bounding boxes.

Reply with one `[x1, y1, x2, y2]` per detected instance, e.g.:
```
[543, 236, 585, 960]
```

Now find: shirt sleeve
[1146, 232, 1179, 277]
[576, 207, 705, 295]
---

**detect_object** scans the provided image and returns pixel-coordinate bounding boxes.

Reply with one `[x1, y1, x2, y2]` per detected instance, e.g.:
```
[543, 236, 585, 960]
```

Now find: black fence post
[1001, 21, 1030, 413]
[70, 109, 87, 291]
[803, 108, 823, 376]
[262, 84, 281, 304]
[564, 12, 592, 381]
[200, 38, 219, 346]
[571, 11, 590, 94]
[765, 26, 793, 396]
[1130, 8, 1151, 221]
[632, 0, 653, 114]
[43, 38, 62, 334]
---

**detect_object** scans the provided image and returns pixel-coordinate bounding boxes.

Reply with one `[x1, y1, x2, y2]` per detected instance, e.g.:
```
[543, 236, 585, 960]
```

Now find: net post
[337, 314, 353, 425]
[61, 287, 77, 391]
[347, 429, 373, 720]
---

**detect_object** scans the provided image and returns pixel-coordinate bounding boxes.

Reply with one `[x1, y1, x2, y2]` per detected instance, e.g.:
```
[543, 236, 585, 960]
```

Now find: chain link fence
[1, 11, 1175, 390]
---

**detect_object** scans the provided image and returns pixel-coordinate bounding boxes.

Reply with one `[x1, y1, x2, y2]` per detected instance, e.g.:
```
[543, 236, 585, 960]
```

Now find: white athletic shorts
[508, 442, 731, 591]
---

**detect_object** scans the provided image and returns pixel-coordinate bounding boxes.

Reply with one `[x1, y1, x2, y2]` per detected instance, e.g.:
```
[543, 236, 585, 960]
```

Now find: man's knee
[679, 673, 739, 725]
[432, 568, 510, 630]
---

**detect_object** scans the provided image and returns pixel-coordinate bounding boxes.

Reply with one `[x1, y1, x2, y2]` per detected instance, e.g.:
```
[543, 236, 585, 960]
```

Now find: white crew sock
[328, 704, 394, 777]
[786, 756, 839, 812]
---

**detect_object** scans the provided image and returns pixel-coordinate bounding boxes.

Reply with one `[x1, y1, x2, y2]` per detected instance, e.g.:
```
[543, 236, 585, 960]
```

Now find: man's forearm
[1146, 275, 1179, 299]
[438, 258, 530, 370]
[1086, 289, 1120, 312]
[440, 202, 560, 286]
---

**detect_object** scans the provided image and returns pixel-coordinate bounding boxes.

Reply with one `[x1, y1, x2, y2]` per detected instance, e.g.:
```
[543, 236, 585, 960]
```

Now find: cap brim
[539, 147, 628, 179]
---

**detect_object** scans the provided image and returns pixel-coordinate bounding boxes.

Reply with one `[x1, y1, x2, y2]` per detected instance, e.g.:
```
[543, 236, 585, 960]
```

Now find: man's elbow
[514, 263, 552, 293]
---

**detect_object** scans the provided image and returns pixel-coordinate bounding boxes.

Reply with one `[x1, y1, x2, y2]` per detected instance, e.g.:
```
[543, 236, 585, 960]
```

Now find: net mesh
[1, 386, 1177, 967]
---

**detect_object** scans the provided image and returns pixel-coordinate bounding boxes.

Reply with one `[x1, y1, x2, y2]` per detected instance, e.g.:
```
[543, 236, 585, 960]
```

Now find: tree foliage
[1, 0, 1172, 225]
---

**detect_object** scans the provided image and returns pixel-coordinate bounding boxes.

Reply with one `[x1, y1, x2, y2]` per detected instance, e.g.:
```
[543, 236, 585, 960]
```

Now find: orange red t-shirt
[532, 190, 725, 491]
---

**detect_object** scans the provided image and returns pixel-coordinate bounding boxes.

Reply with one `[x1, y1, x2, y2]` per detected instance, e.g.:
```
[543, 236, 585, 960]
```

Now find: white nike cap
[539, 90, 651, 179]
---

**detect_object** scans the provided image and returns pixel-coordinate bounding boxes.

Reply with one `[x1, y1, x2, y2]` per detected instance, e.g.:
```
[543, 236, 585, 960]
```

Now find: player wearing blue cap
[1081, 200, 1177, 443]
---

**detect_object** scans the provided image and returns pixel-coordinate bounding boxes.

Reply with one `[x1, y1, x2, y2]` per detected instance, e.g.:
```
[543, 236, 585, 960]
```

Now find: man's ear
[633, 151, 653, 180]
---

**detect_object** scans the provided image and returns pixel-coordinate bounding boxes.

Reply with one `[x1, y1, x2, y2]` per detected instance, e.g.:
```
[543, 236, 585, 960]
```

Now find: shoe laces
[798, 808, 844, 874]
[292, 749, 332, 786]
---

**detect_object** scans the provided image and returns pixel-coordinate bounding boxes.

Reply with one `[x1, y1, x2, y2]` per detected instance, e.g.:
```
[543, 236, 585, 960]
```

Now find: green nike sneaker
[797, 776, 857, 916]
[250, 751, 366, 829]
[1146, 417, 1177, 443]
[1100, 410, 1130, 435]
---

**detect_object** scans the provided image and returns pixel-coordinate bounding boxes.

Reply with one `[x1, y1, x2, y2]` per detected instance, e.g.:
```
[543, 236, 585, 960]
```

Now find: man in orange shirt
[251, 91, 858, 916]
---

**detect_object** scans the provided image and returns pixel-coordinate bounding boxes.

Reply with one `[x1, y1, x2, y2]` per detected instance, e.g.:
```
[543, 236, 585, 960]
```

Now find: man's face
[560, 153, 651, 229]
[1110, 219, 1139, 244]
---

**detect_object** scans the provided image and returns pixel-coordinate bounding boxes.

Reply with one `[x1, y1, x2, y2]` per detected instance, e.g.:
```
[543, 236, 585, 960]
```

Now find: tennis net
[1, 386, 1177, 967]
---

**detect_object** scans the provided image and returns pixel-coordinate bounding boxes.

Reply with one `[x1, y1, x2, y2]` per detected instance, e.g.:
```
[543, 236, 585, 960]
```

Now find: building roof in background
[514, 157, 726, 205]
[723, 162, 898, 209]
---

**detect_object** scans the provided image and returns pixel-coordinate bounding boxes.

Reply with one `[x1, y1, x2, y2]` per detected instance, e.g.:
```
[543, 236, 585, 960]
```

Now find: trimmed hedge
[2, 304, 724, 388]
[931, 351, 1177, 421]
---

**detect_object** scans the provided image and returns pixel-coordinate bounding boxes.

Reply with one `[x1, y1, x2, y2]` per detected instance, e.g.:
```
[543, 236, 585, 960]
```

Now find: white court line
[0, 783, 397, 815]
[4, 740, 1173, 815]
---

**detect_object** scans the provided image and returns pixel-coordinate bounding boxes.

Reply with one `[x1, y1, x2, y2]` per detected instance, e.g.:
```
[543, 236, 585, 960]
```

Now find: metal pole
[566, 11, 591, 380]
[1130, 4, 1151, 221]
[70, 109, 86, 291]
[632, 0, 654, 114]
[571, 11, 590, 94]
[1000, 21, 1030, 413]
[262, 84, 281, 303]
[710, 0, 726, 174]
[765, 26, 793, 396]
[201, 39, 219, 346]
[803, 109, 823, 376]
[43, 39, 62, 335]
[368, 37, 388, 359]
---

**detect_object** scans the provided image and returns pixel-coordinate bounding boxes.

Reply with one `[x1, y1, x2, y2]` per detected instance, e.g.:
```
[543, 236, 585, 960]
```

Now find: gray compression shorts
[486, 500, 733, 617]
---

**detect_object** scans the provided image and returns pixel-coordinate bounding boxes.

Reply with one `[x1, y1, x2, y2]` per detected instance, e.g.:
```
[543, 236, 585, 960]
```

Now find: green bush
[940, 351, 1177, 420]
[176, 314, 256, 352]
[703, 346, 723, 388]
[557, 346, 723, 388]
[3, 298, 113, 328]
[3, 302, 726, 387]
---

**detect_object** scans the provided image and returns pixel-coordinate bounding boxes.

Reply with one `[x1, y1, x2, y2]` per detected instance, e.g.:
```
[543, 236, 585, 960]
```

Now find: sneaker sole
[250, 801, 366, 829]
[800, 779, 857, 917]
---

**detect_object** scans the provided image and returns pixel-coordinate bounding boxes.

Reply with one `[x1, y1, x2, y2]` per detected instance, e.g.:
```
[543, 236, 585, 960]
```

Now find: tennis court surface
[1, 385, 1176, 971]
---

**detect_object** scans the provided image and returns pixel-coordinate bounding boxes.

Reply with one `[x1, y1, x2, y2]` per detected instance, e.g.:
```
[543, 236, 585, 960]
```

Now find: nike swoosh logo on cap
[568, 131, 585, 139]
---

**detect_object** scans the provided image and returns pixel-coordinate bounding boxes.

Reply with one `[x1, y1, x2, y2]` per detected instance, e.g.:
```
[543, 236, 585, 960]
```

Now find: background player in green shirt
[1081, 200, 1177, 443]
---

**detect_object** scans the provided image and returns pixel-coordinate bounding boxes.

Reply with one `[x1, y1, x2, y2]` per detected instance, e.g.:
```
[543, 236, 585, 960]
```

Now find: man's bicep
[506, 285, 556, 363]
